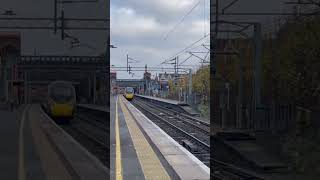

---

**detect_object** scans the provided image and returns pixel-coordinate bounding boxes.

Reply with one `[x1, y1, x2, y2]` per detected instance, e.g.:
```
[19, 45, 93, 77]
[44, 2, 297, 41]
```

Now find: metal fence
[211, 84, 320, 132]
[252, 103, 296, 131]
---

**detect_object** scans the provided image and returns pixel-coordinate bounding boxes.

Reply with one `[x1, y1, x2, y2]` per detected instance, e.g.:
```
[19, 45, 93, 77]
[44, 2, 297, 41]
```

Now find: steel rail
[136, 96, 210, 126]
[134, 98, 210, 134]
[212, 159, 264, 180]
[131, 99, 210, 149]
[75, 113, 109, 133]
[71, 124, 108, 150]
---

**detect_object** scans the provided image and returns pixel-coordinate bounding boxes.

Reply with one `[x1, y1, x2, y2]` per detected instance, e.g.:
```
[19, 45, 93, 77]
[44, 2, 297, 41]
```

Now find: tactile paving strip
[119, 97, 171, 180]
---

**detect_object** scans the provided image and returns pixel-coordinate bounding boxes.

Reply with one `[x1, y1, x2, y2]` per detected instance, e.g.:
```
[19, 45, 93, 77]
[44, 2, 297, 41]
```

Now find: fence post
[245, 105, 250, 129]
[220, 91, 227, 129]
[280, 105, 283, 130]
[306, 108, 311, 127]
[270, 101, 275, 130]
[236, 96, 241, 129]
[292, 104, 296, 129]
[284, 105, 290, 129]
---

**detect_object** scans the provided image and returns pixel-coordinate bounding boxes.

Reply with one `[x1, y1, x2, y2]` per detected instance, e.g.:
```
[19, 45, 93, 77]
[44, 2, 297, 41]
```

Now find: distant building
[157, 72, 183, 97]
[158, 72, 175, 81]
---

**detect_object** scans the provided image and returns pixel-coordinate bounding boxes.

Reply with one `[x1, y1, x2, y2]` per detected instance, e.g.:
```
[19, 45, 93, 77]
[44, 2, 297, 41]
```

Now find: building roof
[158, 73, 182, 81]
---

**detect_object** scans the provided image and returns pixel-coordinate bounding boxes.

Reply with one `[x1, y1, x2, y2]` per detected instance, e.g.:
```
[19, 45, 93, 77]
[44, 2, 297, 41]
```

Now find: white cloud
[186, 20, 210, 35]
[113, 0, 201, 21]
[110, 0, 210, 79]
[111, 7, 167, 38]
[145, 0, 197, 12]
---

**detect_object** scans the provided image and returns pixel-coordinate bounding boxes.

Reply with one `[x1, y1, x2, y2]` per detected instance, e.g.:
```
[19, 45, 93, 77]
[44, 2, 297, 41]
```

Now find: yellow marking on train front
[115, 95, 123, 180]
[119, 97, 171, 180]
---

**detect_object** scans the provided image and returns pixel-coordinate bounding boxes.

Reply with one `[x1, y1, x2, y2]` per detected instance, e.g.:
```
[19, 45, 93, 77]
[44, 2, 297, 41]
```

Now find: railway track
[61, 120, 109, 166]
[133, 98, 210, 145]
[131, 97, 265, 180]
[43, 106, 110, 168]
[212, 159, 265, 180]
[136, 97, 210, 125]
[135, 97, 210, 134]
[74, 109, 109, 134]
[130, 98, 210, 166]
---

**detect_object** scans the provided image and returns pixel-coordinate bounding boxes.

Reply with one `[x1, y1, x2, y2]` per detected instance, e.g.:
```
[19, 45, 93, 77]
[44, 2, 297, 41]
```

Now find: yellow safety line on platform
[119, 97, 171, 180]
[30, 105, 72, 179]
[115, 96, 123, 180]
[18, 105, 29, 180]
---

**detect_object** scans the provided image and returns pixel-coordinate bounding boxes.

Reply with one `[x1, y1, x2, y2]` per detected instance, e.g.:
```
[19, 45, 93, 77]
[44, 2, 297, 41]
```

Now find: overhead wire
[163, 0, 202, 40]
[159, 0, 210, 69]
[179, 54, 193, 65]
[161, 33, 210, 65]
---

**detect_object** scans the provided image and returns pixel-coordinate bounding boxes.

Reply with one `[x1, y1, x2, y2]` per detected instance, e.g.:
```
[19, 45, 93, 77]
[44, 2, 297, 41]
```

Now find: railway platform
[110, 95, 210, 180]
[0, 104, 108, 180]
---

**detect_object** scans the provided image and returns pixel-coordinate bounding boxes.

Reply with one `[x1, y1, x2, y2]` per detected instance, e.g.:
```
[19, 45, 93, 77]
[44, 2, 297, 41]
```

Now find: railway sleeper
[181, 139, 198, 153]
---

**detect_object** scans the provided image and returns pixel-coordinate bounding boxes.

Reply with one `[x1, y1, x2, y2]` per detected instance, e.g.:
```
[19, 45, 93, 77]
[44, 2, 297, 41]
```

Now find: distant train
[124, 87, 134, 101]
[44, 81, 76, 122]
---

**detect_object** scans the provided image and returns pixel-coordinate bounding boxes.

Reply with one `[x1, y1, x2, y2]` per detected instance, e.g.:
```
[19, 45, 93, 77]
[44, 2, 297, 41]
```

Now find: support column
[88, 76, 91, 103]
[24, 71, 28, 104]
[237, 49, 244, 129]
[253, 23, 262, 129]
[4, 78, 8, 102]
[93, 72, 96, 104]
[188, 69, 192, 105]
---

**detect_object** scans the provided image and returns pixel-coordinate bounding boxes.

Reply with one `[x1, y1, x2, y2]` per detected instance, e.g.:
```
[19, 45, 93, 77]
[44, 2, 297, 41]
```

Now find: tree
[192, 66, 210, 104]
[262, 16, 320, 107]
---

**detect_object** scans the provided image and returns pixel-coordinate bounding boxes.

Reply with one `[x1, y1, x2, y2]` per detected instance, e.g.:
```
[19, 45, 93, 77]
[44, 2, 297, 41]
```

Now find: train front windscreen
[50, 85, 74, 103]
[126, 87, 134, 93]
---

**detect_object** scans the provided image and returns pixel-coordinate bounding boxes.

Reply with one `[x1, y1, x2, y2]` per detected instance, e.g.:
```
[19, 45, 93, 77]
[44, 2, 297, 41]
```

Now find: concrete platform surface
[123, 96, 210, 180]
[215, 132, 286, 171]
[27, 105, 74, 180]
[0, 104, 77, 180]
[110, 95, 145, 180]
[38, 104, 109, 180]
[0, 104, 109, 179]
[0, 107, 22, 180]
[110, 95, 180, 180]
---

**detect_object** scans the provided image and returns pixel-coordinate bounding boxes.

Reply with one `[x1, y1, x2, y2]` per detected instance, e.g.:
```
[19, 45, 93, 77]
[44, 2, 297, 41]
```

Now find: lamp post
[106, 43, 116, 105]
[53, 0, 103, 37]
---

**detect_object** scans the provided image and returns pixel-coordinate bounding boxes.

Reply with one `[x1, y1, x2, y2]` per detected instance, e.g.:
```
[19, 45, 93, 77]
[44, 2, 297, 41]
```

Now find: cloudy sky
[110, 0, 210, 79]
